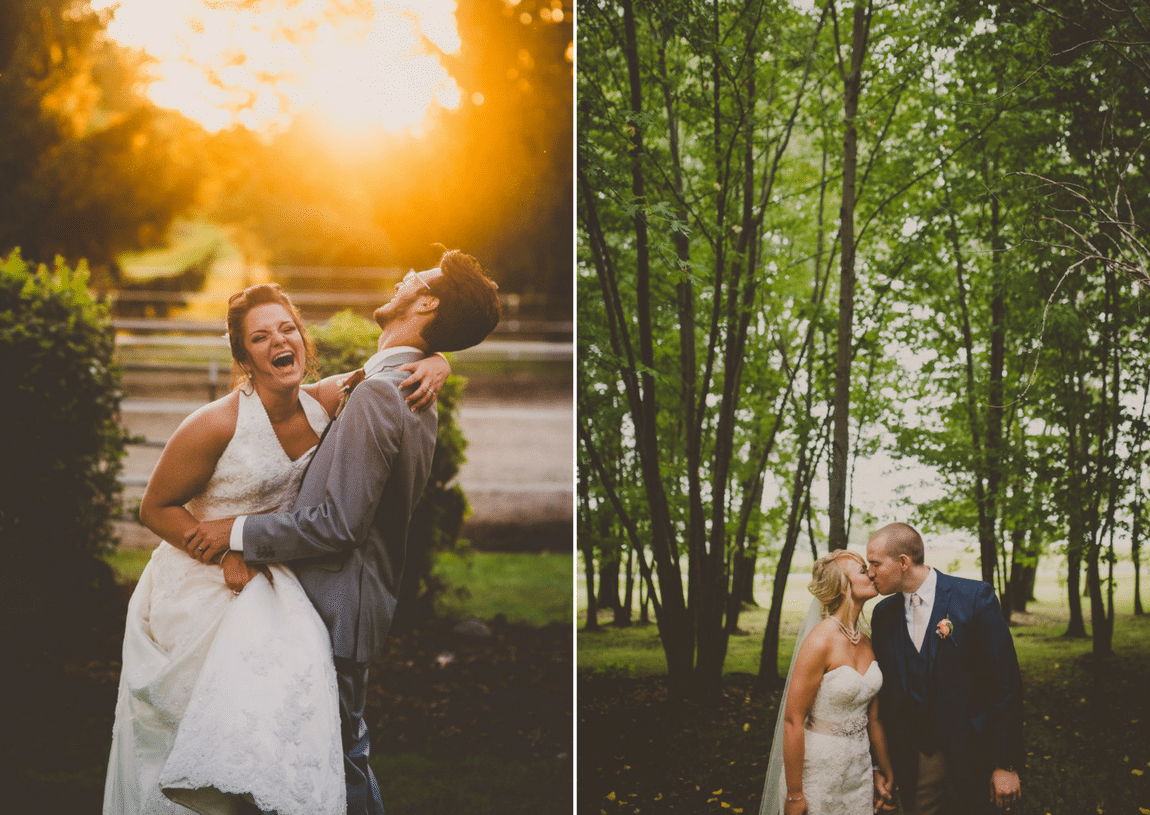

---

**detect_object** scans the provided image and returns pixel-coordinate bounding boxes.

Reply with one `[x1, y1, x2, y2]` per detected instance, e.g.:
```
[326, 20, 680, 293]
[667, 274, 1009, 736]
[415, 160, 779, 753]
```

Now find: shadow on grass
[374, 752, 571, 814]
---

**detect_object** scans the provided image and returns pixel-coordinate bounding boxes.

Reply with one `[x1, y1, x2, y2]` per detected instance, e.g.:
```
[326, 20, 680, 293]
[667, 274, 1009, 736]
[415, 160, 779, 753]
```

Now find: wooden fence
[111, 289, 571, 401]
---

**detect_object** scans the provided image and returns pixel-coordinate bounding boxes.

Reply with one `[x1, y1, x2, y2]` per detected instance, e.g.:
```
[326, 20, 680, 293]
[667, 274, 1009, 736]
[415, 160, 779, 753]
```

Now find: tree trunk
[577, 469, 600, 632]
[758, 451, 812, 687]
[618, 0, 693, 695]
[582, 544, 600, 632]
[741, 546, 759, 605]
[983, 193, 1006, 587]
[827, 1, 869, 551]
[1006, 526, 1027, 615]
[1064, 546, 1087, 637]
[1134, 503, 1145, 616]
[619, 547, 635, 628]
[1086, 553, 1112, 656]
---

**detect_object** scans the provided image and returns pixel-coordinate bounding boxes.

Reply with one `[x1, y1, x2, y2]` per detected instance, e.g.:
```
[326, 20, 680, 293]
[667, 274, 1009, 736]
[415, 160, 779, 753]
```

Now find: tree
[0, 0, 203, 280]
[579, 0, 831, 700]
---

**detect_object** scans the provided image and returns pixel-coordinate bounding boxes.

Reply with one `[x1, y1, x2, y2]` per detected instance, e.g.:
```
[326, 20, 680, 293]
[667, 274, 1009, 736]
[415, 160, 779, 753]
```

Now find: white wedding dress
[798, 662, 883, 815]
[103, 389, 346, 815]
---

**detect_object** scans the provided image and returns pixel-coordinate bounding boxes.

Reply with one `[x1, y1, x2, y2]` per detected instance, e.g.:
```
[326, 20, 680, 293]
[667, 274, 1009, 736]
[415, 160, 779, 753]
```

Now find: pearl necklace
[834, 617, 861, 645]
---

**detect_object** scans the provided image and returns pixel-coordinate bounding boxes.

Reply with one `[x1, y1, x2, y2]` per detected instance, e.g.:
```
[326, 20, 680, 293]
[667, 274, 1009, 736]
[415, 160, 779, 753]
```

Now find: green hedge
[0, 250, 130, 785]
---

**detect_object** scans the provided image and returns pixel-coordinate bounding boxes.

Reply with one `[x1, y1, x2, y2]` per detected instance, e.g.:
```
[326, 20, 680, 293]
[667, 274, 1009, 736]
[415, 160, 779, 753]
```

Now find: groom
[866, 522, 1023, 815]
[187, 249, 501, 814]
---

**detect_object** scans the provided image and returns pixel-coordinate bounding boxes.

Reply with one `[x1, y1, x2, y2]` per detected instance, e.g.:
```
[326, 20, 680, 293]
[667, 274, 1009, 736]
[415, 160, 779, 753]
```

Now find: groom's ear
[413, 294, 440, 314]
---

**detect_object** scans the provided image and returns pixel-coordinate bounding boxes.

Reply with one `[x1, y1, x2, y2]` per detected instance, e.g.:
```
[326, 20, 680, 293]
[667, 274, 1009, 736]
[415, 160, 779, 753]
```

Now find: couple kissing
[761, 522, 1024, 815]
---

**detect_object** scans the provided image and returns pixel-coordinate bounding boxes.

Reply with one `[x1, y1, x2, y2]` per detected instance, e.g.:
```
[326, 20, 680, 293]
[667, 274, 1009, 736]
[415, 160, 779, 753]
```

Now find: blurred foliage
[0, 0, 204, 284]
[0, 0, 571, 304]
[202, 0, 573, 307]
[311, 309, 472, 629]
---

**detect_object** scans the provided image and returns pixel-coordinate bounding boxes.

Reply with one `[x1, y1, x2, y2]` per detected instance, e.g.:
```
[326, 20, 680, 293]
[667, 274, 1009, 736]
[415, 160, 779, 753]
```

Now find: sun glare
[92, 0, 462, 136]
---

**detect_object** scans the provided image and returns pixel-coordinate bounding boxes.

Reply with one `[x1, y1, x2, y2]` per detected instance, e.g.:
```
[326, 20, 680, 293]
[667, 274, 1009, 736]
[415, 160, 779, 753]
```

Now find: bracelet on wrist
[786, 792, 805, 802]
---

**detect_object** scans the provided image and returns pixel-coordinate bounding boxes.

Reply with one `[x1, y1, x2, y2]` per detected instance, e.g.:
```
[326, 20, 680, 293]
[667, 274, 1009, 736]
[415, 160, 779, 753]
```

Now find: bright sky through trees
[91, 0, 463, 135]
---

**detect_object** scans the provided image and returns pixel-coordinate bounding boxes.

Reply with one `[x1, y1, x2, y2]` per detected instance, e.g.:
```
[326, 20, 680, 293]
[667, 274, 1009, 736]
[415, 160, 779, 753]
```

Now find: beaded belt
[805, 714, 868, 738]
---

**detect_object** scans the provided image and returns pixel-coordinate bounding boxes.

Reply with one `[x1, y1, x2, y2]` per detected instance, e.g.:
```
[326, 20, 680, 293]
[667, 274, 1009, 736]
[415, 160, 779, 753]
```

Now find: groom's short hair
[881, 522, 925, 565]
[422, 249, 501, 352]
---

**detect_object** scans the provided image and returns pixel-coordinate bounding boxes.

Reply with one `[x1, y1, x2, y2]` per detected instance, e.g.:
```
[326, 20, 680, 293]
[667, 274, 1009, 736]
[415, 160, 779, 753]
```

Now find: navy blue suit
[870, 572, 1023, 810]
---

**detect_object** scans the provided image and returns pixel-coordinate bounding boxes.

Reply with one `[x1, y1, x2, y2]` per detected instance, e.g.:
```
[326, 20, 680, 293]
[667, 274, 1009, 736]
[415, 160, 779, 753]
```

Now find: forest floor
[578, 613, 1150, 815]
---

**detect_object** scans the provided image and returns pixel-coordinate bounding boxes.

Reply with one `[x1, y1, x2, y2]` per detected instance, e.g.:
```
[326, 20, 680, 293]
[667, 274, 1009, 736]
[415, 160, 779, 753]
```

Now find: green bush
[310, 310, 471, 629]
[0, 251, 129, 763]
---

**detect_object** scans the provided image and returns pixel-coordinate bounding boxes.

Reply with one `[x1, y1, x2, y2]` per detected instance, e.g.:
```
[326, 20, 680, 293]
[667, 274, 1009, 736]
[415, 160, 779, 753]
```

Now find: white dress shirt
[228, 346, 424, 551]
[903, 566, 937, 641]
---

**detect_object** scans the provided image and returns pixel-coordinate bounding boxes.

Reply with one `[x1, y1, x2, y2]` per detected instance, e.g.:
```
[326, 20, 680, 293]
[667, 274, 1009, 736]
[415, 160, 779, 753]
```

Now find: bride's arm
[780, 629, 829, 815]
[138, 395, 258, 589]
[302, 353, 451, 417]
[867, 696, 896, 811]
[139, 397, 234, 550]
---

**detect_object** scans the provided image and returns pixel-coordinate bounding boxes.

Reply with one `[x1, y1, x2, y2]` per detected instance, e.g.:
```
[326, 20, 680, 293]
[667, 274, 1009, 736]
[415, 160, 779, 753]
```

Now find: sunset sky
[91, 0, 466, 136]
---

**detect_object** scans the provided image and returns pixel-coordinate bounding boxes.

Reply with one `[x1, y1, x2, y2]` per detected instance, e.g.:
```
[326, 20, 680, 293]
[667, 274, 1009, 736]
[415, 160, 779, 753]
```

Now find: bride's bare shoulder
[797, 619, 837, 660]
[168, 390, 241, 455]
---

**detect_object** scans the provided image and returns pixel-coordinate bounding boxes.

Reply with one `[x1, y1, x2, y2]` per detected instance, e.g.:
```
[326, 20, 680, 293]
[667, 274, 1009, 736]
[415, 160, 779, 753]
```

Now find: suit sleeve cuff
[230, 515, 247, 551]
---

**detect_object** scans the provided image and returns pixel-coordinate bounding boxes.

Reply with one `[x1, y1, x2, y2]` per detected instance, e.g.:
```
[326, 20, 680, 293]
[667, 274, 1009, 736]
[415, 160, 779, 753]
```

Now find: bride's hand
[872, 769, 895, 811]
[783, 793, 808, 815]
[398, 353, 450, 412]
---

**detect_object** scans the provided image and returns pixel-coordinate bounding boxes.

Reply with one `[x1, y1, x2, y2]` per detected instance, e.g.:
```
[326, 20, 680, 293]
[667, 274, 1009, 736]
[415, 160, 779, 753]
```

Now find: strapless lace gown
[801, 662, 883, 815]
[103, 389, 346, 815]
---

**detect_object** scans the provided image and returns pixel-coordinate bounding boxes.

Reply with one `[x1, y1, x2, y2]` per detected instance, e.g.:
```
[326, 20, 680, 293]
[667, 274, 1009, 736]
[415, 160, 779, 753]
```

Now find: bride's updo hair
[809, 549, 868, 621]
[225, 283, 317, 389]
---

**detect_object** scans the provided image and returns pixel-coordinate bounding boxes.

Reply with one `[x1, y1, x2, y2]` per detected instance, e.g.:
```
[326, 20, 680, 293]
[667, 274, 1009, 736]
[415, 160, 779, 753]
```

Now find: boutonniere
[935, 615, 956, 644]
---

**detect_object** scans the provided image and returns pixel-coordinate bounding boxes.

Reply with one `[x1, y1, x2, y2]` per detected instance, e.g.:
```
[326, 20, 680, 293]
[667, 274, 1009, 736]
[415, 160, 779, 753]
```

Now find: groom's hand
[221, 551, 252, 592]
[185, 518, 235, 564]
[990, 768, 1021, 809]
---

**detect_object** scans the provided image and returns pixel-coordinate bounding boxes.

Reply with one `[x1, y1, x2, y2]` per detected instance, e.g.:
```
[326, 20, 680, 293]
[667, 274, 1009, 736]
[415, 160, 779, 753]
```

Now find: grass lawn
[434, 550, 573, 626]
[578, 566, 1150, 815]
[372, 751, 572, 815]
[105, 548, 573, 627]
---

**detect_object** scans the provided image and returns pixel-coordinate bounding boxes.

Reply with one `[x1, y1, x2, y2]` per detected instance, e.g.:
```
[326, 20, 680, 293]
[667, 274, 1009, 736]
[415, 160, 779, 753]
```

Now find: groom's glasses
[401, 269, 433, 292]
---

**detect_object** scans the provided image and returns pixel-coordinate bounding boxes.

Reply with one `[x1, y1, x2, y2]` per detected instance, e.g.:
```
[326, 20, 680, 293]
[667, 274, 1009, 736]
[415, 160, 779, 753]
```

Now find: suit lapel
[925, 572, 953, 676]
[886, 599, 910, 695]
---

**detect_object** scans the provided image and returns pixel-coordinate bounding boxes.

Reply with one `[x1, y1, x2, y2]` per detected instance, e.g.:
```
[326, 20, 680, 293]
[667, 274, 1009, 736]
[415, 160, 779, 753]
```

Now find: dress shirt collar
[903, 565, 937, 611]
[363, 345, 423, 377]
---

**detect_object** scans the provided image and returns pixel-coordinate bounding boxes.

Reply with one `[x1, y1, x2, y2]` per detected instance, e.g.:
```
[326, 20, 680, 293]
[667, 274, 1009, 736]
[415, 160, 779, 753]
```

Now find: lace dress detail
[104, 389, 345, 815]
[801, 662, 882, 815]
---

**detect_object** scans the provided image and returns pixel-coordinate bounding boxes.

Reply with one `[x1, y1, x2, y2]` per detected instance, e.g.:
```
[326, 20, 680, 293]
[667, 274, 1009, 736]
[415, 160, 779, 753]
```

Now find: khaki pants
[904, 750, 949, 815]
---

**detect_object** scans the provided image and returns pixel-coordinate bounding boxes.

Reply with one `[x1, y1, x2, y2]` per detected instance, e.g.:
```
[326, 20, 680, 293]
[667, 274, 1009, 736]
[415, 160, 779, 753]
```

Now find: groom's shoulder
[937, 571, 996, 603]
[873, 592, 901, 618]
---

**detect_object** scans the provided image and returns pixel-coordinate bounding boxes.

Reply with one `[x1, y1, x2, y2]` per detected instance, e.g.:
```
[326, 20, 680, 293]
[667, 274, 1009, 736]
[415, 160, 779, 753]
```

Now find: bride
[760, 550, 896, 815]
[103, 283, 448, 815]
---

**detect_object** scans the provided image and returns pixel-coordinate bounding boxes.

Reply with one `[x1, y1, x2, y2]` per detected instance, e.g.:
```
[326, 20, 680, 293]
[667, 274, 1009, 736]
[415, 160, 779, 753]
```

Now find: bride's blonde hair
[809, 549, 868, 625]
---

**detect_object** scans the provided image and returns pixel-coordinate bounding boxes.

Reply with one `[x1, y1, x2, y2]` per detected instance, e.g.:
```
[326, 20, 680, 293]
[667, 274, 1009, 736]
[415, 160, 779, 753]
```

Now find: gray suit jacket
[242, 350, 437, 663]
